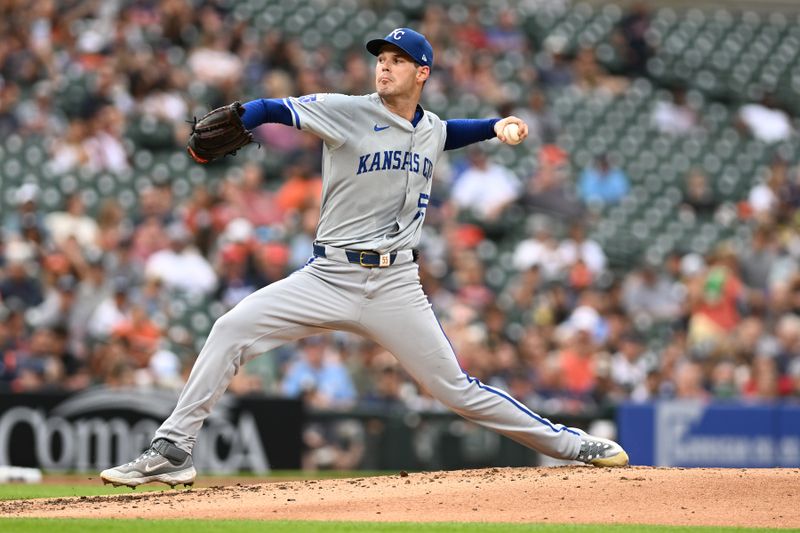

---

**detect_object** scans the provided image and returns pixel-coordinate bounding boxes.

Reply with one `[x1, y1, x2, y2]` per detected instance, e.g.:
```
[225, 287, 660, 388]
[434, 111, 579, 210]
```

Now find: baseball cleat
[576, 433, 629, 467]
[100, 439, 196, 488]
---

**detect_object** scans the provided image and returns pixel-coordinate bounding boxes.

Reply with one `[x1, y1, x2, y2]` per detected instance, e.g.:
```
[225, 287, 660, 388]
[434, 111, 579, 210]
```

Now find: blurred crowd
[1, 0, 799, 430]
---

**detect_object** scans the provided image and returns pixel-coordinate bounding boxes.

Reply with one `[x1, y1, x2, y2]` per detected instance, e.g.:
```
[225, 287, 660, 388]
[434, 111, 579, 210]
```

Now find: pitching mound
[2, 466, 798, 528]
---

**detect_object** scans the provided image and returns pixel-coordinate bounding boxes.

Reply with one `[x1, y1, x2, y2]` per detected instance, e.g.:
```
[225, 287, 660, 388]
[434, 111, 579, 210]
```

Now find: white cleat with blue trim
[575, 431, 629, 467]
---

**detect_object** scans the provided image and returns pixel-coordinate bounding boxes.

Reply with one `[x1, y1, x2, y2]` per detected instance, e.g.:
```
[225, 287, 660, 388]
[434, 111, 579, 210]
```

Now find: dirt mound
[2, 466, 798, 528]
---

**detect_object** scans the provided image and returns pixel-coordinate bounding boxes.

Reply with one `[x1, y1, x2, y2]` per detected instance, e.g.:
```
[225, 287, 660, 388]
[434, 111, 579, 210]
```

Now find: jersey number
[414, 193, 429, 221]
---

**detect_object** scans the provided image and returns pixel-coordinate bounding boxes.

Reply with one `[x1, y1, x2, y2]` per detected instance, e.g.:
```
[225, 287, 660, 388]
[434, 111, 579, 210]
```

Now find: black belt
[313, 244, 418, 267]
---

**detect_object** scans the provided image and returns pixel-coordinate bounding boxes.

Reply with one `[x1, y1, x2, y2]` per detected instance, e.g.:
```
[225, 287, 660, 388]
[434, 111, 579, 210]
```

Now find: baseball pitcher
[101, 28, 628, 488]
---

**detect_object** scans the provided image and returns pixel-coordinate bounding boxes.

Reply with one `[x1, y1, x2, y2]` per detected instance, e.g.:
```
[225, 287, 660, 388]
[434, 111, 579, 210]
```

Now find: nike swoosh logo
[144, 459, 170, 473]
[373, 124, 390, 132]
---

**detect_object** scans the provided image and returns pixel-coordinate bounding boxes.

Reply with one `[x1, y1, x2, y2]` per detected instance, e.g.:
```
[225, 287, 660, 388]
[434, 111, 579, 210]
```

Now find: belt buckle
[359, 251, 374, 267]
[358, 251, 391, 267]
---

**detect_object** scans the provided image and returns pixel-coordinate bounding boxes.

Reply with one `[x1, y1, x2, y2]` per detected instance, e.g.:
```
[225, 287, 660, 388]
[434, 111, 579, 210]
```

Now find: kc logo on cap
[366, 27, 434, 69]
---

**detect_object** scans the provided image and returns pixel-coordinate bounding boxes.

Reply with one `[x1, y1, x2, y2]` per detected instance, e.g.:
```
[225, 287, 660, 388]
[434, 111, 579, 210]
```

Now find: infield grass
[0, 520, 796, 533]
[0, 471, 391, 501]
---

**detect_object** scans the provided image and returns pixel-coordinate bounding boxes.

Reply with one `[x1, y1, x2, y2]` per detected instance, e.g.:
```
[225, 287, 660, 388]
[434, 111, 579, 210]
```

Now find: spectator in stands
[573, 47, 629, 96]
[337, 49, 373, 96]
[44, 193, 99, 250]
[681, 168, 717, 218]
[281, 336, 356, 409]
[287, 206, 321, 270]
[0, 307, 19, 390]
[737, 93, 794, 144]
[789, 357, 800, 397]
[450, 147, 520, 223]
[223, 163, 283, 227]
[462, 52, 509, 106]
[82, 106, 130, 174]
[555, 316, 598, 404]
[537, 35, 574, 89]
[652, 86, 698, 136]
[621, 263, 683, 323]
[558, 223, 607, 277]
[91, 336, 136, 389]
[774, 315, 800, 376]
[88, 277, 131, 340]
[709, 359, 738, 398]
[0, 82, 21, 138]
[131, 216, 171, 265]
[781, 164, 800, 212]
[275, 164, 324, 215]
[31, 326, 87, 392]
[512, 221, 565, 282]
[3, 184, 44, 238]
[11, 328, 62, 392]
[361, 353, 409, 411]
[747, 175, 780, 225]
[739, 226, 779, 295]
[616, 1, 653, 76]
[486, 8, 528, 54]
[686, 244, 746, 349]
[49, 120, 90, 174]
[511, 91, 561, 145]
[136, 69, 189, 127]
[187, 31, 243, 89]
[454, 5, 489, 50]
[578, 154, 630, 208]
[520, 145, 584, 221]
[25, 274, 78, 331]
[144, 222, 217, 296]
[731, 317, 772, 367]
[451, 249, 494, 311]
[95, 199, 126, 252]
[610, 333, 648, 397]
[0, 258, 43, 311]
[105, 236, 144, 289]
[742, 355, 792, 398]
[672, 360, 709, 399]
[215, 240, 264, 309]
[17, 81, 65, 136]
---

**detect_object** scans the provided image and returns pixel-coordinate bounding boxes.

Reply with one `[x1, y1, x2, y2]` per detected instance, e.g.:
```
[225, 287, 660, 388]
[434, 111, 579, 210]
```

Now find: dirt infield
[2, 466, 799, 528]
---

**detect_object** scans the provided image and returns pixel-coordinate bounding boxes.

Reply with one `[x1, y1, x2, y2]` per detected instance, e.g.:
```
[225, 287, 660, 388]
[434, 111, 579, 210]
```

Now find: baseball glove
[186, 101, 253, 163]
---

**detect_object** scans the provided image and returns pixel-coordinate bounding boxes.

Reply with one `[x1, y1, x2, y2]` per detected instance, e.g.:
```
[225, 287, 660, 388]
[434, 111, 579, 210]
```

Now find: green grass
[0, 520, 795, 533]
[0, 484, 166, 500]
[0, 471, 392, 501]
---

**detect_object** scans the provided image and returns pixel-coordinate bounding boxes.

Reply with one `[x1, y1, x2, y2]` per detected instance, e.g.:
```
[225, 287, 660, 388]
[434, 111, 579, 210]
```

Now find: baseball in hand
[503, 123, 522, 145]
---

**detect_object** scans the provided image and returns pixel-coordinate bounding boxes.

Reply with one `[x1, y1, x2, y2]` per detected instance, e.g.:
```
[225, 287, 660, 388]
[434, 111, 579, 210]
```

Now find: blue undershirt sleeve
[444, 118, 501, 151]
[241, 98, 294, 129]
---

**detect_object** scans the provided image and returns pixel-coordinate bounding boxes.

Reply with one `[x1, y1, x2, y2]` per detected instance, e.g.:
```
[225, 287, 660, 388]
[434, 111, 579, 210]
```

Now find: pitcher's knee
[422, 373, 477, 412]
[209, 308, 250, 339]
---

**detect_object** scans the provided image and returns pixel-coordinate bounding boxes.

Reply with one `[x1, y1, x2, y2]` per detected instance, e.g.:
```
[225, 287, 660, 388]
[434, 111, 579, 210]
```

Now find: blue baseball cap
[366, 28, 433, 69]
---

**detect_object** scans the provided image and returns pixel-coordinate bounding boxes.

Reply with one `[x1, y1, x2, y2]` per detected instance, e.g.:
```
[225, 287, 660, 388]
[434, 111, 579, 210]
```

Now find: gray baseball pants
[154, 244, 582, 461]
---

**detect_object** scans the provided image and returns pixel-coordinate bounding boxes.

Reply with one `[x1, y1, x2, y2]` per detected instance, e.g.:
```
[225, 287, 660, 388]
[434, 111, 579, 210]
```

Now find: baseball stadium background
[1, 0, 800, 526]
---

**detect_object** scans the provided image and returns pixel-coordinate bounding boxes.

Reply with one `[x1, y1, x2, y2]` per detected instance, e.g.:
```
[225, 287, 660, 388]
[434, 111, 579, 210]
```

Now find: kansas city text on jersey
[356, 150, 434, 179]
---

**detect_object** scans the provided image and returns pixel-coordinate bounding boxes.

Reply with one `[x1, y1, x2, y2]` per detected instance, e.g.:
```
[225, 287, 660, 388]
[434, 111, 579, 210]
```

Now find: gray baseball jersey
[154, 93, 583, 465]
[284, 93, 442, 253]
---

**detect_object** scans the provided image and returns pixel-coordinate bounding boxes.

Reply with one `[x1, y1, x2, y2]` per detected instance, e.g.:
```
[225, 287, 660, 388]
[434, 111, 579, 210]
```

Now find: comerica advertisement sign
[0, 388, 303, 473]
[619, 401, 800, 467]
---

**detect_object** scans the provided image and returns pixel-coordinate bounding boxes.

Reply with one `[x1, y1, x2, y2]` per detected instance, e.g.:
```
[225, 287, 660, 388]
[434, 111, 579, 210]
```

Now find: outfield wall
[6, 389, 798, 471]
[0, 388, 303, 473]
[618, 401, 800, 467]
